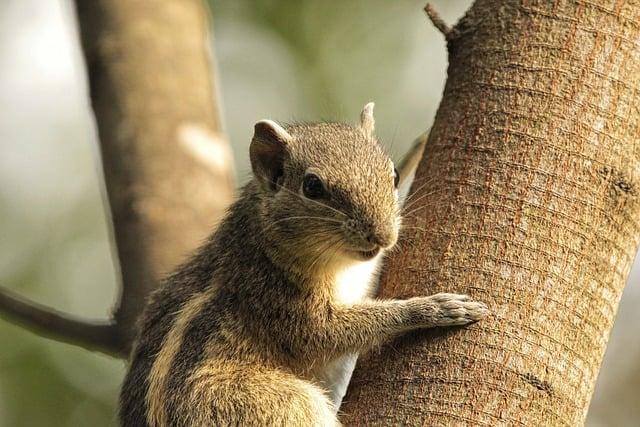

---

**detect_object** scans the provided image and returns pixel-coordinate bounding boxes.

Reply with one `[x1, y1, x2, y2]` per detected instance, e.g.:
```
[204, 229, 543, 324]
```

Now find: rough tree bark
[0, 0, 233, 357]
[342, 1, 640, 425]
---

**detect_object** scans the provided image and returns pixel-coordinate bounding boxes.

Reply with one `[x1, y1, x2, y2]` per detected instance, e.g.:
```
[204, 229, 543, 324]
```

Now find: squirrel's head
[250, 102, 401, 271]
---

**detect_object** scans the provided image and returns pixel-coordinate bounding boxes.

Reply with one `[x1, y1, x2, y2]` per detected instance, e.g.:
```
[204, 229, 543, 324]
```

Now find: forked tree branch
[75, 0, 234, 354]
[0, 1, 233, 357]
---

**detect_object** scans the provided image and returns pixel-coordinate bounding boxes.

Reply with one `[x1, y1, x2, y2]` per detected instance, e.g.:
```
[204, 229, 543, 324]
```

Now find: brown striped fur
[119, 105, 488, 426]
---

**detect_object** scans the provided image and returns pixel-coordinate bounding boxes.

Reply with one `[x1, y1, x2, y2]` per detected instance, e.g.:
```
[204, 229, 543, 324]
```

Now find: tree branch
[0, 286, 125, 357]
[423, 3, 457, 41]
[1, 1, 233, 358]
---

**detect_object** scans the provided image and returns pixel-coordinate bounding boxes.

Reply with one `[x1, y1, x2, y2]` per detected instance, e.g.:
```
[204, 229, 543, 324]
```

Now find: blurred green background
[0, 0, 638, 425]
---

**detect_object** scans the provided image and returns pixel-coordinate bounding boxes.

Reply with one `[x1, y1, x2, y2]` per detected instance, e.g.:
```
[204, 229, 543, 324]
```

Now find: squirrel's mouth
[355, 247, 381, 260]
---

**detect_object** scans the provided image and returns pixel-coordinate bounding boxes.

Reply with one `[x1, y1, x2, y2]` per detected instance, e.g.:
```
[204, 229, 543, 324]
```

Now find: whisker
[310, 243, 332, 272]
[264, 178, 349, 218]
[402, 207, 430, 220]
[402, 176, 436, 204]
[322, 240, 346, 271]
[263, 215, 343, 233]
[402, 187, 447, 213]
[273, 215, 343, 225]
[403, 176, 434, 198]
[401, 225, 429, 233]
[403, 184, 437, 209]
[309, 235, 341, 272]
[287, 234, 332, 271]
[402, 205, 427, 219]
[402, 195, 447, 219]
[407, 174, 437, 187]
[276, 229, 337, 247]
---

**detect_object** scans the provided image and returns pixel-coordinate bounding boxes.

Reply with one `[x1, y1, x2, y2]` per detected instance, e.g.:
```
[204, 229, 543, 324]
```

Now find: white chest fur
[333, 254, 382, 305]
[315, 254, 383, 411]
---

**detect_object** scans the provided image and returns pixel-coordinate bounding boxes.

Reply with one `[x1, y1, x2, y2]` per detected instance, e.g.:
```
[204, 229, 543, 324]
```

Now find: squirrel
[119, 103, 489, 426]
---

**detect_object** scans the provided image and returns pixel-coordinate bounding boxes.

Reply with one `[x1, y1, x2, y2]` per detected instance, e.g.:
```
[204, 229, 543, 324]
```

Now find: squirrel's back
[119, 233, 217, 425]
[119, 183, 343, 426]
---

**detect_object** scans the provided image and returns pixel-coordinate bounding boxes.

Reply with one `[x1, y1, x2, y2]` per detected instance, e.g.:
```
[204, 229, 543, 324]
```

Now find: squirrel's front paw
[408, 293, 489, 328]
[430, 293, 488, 326]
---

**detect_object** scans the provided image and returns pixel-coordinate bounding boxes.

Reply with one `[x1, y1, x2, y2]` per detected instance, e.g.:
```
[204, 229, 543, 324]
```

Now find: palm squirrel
[119, 103, 489, 426]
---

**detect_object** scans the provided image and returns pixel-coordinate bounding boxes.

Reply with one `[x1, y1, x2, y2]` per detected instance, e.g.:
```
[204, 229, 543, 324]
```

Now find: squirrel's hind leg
[178, 363, 340, 426]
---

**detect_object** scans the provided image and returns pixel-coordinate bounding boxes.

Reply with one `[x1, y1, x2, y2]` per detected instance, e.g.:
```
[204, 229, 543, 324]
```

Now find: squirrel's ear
[250, 120, 293, 190]
[359, 102, 375, 139]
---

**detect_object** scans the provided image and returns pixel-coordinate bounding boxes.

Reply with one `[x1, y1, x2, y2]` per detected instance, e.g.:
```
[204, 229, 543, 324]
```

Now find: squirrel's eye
[302, 174, 325, 199]
[393, 167, 400, 188]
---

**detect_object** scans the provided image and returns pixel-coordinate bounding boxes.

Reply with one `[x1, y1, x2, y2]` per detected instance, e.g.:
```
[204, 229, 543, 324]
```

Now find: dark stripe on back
[119, 244, 217, 426]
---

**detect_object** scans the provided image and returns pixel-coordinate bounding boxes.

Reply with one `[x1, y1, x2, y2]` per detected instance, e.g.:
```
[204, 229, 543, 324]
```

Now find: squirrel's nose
[365, 224, 398, 249]
[345, 218, 398, 249]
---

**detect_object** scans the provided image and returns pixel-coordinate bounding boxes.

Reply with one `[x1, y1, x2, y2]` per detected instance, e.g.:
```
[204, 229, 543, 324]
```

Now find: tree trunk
[75, 0, 234, 352]
[342, 1, 640, 425]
